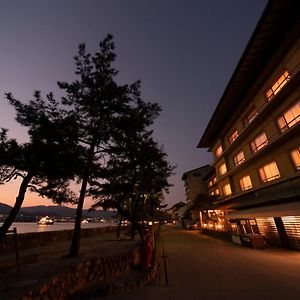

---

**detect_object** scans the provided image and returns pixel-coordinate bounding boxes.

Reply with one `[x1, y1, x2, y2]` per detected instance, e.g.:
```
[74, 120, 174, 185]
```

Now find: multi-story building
[198, 1, 300, 249]
[181, 165, 212, 228]
[181, 165, 212, 203]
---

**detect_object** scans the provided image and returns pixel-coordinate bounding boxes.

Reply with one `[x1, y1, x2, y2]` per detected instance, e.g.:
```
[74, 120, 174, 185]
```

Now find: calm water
[0, 222, 115, 234]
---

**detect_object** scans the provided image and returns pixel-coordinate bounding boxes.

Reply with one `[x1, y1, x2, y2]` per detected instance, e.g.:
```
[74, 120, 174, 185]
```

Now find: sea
[0, 222, 115, 234]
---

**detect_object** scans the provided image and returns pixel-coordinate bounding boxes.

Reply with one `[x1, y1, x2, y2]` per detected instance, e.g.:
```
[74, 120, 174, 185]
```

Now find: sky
[0, 0, 267, 209]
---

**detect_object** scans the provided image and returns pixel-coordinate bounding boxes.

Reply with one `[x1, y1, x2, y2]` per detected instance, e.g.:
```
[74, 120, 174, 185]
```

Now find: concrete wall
[0, 226, 117, 254]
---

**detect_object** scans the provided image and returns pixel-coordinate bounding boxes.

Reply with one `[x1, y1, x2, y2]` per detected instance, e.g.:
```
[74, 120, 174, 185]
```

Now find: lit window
[222, 183, 232, 196]
[277, 101, 300, 133]
[259, 161, 281, 183]
[239, 175, 253, 191]
[229, 130, 239, 144]
[219, 163, 227, 176]
[215, 145, 223, 159]
[210, 188, 219, 196]
[208, 176, 217, 187]
[250, 132, 268, 153]
[266, 70, 290, 101]
[290, 147, 300, 170]
[233, 150, 245, 166]
[244, 107, 258, 126]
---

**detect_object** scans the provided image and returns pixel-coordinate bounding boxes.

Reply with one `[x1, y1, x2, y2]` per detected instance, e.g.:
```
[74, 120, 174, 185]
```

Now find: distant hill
[0, 203, 13, 214]
[0, 203, 115, 218]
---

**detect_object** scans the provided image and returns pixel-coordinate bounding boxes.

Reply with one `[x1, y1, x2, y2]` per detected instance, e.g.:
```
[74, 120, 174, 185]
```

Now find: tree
[57, 34, 140, 256]
[0, 91, 80, 239]
[89, 96, 173, 239]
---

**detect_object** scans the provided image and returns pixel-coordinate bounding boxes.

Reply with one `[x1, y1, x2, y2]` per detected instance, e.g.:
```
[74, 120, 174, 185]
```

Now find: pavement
[102, 226, 300, 300]
[0, 230, 138, 299]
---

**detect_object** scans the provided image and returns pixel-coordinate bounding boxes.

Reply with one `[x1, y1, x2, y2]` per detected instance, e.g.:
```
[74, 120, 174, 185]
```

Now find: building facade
[182, 165, 212, 203]
[198, 1, 300, 249]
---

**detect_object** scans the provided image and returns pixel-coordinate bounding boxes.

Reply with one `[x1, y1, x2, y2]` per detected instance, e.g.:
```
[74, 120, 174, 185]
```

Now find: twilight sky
[0, 0, 267, 208]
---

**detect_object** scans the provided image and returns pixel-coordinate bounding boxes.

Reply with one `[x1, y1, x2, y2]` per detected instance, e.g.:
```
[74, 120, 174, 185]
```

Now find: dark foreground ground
[103, 226, 300, 300]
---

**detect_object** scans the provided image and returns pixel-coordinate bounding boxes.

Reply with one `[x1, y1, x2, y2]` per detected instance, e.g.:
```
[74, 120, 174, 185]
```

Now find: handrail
[213, 63, 300, 165]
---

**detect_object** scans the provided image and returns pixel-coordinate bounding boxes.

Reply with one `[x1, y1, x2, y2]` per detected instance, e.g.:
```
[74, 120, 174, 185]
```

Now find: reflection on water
[0, 222, 114, 234]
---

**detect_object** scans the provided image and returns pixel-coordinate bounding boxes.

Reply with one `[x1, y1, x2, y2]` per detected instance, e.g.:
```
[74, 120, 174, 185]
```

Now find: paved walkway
[103, 226, 300, 300]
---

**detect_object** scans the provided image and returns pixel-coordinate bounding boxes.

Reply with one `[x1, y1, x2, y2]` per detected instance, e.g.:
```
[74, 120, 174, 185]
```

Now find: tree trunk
[130, 196, 140, 240]
[68, 143, 95, 257]
[116, 215, 123, 238]
[0, 173, 33, 239]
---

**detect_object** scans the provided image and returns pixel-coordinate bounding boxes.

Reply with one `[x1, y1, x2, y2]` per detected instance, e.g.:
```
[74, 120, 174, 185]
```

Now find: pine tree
[0, 92, 80, 239]
[58, 34, 137, 256]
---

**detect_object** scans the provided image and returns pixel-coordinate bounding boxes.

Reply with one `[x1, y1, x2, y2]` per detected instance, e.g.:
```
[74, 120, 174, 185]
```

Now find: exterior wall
[199, 14, 300, 249]
[211, 39, 300, 200]
[182, 165, 211, 202]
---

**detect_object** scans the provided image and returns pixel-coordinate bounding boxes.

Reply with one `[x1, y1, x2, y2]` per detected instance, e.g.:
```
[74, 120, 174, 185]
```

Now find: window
[277, 101, 300, 133]
[218, 163, 227, 176]
[208, 177, 217, 187]
[244, 107, 258, 126]
[266, 70, 290, 101]
[239, 175, 253, 191]
[290, 147, 300, 170]
[233, 150, 245, 166]
[210, 188, 219, 196]
[215, 145, 223, 159]
[229, 130, 239, 144]
[259, 161, 281, 183]
[250, 132, 268, 153]
[222, 183, 232, 196]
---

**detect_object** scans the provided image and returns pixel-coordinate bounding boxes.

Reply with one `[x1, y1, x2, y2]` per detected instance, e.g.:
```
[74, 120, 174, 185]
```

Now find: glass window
[208, 177, 217, 187]
[277, 101, 300, 133]
[250, 132, 268, 153]
[233, 150, 245, 166]
[266, 70, 290, 101]
[244, 107, 258, 126]
[210, 188, 219, 196]
[290, 147, 300, 170]
[215, 145, 223, 159]
[259, 161, 281, 183]
[239, 175, 253, 191]
[222, 183, 232, 196]
[229, 130, 239, 144]
[219, 163, 227, 176]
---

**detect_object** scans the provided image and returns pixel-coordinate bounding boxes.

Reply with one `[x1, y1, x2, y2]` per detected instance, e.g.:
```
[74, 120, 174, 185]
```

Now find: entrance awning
[227, 201, 300, 220]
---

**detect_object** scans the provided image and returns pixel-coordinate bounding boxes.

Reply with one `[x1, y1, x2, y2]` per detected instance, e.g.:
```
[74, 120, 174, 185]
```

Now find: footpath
[103, 227, 300, 300]
[0, 228, 147, 299]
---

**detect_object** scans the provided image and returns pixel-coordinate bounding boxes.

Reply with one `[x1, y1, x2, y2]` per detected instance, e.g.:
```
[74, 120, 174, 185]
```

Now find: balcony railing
[213, 63, 300, 164]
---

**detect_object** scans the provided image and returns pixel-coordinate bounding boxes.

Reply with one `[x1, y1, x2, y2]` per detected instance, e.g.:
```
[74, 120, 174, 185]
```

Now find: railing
[213, 63, 300, 164]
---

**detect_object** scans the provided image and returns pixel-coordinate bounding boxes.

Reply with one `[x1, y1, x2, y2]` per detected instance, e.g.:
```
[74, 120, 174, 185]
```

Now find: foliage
[0, 92, 80, 238]
[89, 96, 174, 238]
[57, 34, 145, 256]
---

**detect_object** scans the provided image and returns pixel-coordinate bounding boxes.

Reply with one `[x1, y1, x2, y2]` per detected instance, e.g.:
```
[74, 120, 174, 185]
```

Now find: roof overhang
[198, 0, 300, 148]
[227, 200, 300, 219]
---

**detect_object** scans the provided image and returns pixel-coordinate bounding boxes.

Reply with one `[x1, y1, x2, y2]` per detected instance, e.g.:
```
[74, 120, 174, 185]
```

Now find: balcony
[213, 64, 300, 164]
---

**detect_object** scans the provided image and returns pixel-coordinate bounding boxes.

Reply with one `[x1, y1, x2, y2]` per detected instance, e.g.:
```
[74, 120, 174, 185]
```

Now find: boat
[37, 216, 54, 225]
[81, 219, 89, 224]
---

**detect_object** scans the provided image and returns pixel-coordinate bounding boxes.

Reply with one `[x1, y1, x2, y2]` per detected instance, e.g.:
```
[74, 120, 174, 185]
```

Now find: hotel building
[198, 1, 300, 249]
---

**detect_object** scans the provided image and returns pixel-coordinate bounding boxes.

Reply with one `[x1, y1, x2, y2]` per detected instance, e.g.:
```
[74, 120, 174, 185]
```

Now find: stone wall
[0, 226, 117, 254]
[19, 245, 142, 300]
